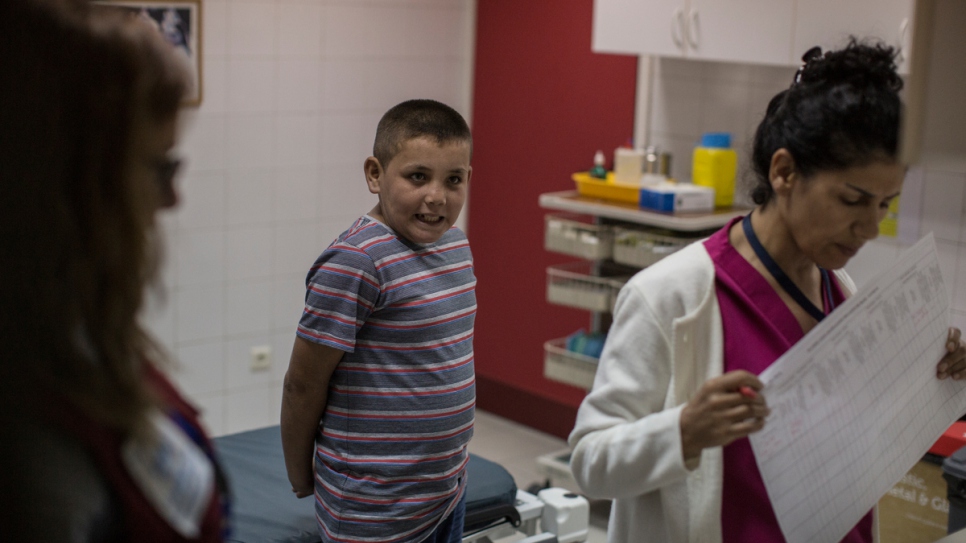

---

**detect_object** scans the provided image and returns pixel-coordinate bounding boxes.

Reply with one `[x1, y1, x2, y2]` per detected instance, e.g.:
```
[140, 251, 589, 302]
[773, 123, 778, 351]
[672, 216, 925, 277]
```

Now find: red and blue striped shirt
[297, 215, 476, 543]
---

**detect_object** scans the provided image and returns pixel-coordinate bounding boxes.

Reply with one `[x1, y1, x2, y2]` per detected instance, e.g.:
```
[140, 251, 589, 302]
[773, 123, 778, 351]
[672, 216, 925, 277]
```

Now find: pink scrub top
[704, 217, 873, 543]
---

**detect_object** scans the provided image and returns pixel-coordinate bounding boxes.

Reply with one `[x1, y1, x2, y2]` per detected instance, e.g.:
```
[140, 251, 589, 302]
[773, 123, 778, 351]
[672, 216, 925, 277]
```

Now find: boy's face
[365, 136, 471, 245]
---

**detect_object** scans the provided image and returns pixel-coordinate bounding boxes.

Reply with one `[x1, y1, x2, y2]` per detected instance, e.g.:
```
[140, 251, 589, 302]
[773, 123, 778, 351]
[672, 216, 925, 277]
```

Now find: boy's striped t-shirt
[297, 215, 476, 543]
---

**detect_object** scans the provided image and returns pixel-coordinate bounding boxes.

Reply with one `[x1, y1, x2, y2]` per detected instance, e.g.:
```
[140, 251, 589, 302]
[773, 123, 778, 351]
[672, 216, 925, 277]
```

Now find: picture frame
[93, 0, 203, 106]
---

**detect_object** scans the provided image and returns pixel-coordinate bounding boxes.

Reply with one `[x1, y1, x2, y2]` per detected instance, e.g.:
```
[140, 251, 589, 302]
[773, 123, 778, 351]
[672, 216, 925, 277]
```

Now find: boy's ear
[769, 148, 797, 196]
[364, 156, 383, 194]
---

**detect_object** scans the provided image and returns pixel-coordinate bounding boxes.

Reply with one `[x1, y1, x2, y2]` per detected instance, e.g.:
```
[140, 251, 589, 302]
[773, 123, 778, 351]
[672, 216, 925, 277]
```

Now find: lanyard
[741, 213, 833, 322]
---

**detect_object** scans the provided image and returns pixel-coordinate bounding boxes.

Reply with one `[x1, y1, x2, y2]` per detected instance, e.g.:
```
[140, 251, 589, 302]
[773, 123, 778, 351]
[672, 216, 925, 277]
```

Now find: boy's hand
[280, 337, 344, 500]
[937, 327, 966, 380]
[292, 482, 314, 499]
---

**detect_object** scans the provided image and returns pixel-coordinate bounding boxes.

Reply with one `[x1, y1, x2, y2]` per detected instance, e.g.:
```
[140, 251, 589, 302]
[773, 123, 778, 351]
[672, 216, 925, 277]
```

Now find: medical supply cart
[537, 189, 745, 487]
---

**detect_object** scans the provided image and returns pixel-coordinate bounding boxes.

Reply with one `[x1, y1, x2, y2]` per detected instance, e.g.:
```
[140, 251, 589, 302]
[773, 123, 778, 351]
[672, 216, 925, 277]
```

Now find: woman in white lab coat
[569, 40, 966, 543]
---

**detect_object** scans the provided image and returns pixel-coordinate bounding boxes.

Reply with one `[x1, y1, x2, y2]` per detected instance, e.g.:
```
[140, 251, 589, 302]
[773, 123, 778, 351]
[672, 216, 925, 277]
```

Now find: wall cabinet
[593, 0, 913, 70]
[794, 0, 914, 73]
[687, 0, 794, 65]
[593, 0, 793, 65]
[592, 0, 678, 58]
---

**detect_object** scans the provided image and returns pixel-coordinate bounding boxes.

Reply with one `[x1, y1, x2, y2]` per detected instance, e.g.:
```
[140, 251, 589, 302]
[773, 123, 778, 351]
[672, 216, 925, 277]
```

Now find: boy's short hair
[373, 99, 472, 167]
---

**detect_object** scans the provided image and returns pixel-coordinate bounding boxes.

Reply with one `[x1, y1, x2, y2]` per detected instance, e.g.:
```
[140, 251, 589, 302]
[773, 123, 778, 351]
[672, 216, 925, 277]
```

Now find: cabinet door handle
[896, 17, 909, 65]
[672, 8, 685, 49]
[687, 9, 699, 50]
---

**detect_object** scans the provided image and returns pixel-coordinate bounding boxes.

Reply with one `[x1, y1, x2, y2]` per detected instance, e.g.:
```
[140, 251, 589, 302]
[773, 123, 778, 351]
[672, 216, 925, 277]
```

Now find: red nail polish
[739, 386, 758, 399]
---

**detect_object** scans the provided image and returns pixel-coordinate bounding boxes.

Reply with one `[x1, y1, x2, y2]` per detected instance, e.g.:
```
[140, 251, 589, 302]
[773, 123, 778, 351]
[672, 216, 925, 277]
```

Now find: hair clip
[794, 46, 823, 84]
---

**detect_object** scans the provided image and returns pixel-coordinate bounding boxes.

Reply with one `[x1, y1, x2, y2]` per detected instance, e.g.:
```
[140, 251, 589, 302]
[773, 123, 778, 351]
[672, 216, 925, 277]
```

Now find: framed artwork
[93, 0, 203, 106]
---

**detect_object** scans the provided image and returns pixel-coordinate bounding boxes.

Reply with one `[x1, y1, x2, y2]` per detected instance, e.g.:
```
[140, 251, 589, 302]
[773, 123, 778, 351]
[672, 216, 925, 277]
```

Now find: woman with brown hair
[0, 1, 227, 540]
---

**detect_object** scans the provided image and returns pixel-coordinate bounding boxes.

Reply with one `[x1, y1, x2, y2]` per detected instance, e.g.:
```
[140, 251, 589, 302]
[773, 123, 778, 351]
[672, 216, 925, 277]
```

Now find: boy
[281, 99, 476, 543]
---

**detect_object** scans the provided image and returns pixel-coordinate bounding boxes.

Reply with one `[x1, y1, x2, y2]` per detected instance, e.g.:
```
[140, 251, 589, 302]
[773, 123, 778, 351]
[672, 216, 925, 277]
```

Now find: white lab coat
[568, 240, 859, 543]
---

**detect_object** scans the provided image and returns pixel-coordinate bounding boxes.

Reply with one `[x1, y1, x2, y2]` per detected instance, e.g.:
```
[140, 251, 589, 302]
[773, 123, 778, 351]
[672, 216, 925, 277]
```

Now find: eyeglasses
[152, 156, 183, 187]
[150, 156, 183, 208]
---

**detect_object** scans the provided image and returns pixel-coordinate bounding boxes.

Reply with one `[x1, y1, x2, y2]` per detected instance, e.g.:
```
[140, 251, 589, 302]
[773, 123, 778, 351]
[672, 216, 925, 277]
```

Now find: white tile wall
[227, 116, 276, 168]
[647, 57, 795, 189]
[175, 171, 227, 230]
[226, 226, 274, 281]
[648, 59, 766, 210]
[277, 3, 324, 57]
[276, 61, 322, 113]
[177, 230, 226, 286]
[275, 114, 321, 166]
[150, 0, 476, 437]
[174, 341, 226, 396]
[228, 1, 278, 57]
[646, 55, 966, 354]
[227, 168, 274, 226]
[225, 384, 276, 434]
[274, 168, 321, 222]
[201, 58, 229, 114]
[202, 0, 229, 57]
[921, 170, 966, 244]
[175, 284, 225, 343]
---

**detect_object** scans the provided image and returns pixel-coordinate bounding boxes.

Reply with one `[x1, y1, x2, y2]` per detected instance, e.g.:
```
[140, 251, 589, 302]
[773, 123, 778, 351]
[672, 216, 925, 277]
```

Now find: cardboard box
[879, 457, 949, 543]
[639, 182, 714, 213]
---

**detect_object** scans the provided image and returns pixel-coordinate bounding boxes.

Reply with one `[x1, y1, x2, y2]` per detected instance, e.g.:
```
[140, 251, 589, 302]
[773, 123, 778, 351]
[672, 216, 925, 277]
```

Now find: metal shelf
[544, 338, 598, 390]
[544, 213, 615, 260]
[538, 190, 748, 232]
[537, 191, 746, 393]
[546, 262, 634, 314]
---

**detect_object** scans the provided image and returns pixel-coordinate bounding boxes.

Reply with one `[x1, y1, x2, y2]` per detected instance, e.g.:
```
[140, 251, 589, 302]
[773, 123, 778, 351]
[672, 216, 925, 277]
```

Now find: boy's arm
[280, 336, 344, 498]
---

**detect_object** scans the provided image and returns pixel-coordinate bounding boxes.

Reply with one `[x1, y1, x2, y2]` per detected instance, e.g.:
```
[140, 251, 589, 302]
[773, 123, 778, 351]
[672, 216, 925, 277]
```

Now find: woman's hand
[679, 370, 770, 462]
[937, 327, 966, 380]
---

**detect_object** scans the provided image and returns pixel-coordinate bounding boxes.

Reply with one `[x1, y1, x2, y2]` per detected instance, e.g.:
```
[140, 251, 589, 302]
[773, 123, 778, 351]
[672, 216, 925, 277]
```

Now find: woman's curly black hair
[750, 38, 904, 205]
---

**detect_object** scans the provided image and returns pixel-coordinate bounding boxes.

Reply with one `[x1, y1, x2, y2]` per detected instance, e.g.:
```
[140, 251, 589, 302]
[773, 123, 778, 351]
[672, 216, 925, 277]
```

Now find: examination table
[213, 425, 589, 543]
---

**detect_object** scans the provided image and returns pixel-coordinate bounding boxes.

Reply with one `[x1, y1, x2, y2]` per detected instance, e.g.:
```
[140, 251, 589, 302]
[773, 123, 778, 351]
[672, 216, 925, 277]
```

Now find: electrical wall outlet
[250, 345, 272, 372]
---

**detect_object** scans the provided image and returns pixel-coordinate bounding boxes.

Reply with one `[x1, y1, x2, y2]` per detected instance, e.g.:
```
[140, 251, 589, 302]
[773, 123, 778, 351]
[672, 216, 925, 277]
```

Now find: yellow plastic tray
[572, 172, 641, 205]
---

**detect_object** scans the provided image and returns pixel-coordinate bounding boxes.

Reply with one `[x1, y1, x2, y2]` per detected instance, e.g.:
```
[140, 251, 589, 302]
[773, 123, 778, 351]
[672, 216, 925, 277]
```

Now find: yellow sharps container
[692, 132, 737, 208]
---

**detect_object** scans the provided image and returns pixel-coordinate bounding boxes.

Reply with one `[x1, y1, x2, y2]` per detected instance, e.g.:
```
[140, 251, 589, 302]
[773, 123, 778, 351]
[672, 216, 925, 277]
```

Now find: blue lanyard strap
[741, 213, 833, 322]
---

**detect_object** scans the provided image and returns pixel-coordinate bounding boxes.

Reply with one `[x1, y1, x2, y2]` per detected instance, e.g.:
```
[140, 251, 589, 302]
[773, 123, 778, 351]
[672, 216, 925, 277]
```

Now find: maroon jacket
[56, 363, 230, 542]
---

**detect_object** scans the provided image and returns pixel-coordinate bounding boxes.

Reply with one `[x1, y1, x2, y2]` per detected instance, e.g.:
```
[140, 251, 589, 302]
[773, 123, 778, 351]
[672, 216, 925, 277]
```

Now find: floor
[468, 409, 608, 543]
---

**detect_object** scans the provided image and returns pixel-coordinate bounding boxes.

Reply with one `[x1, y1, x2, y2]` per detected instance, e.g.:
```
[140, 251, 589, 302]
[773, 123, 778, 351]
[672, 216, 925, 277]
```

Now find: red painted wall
[468, 0, 637, 436]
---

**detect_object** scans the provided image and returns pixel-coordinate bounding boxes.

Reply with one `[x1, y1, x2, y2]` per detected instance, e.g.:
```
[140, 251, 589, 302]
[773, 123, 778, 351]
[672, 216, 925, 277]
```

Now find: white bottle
[613, 147, 644, 185]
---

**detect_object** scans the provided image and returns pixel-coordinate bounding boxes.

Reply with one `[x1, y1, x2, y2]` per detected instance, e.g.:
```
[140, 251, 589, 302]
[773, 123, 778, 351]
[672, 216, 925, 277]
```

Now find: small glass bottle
[589, 150, 607, 179]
